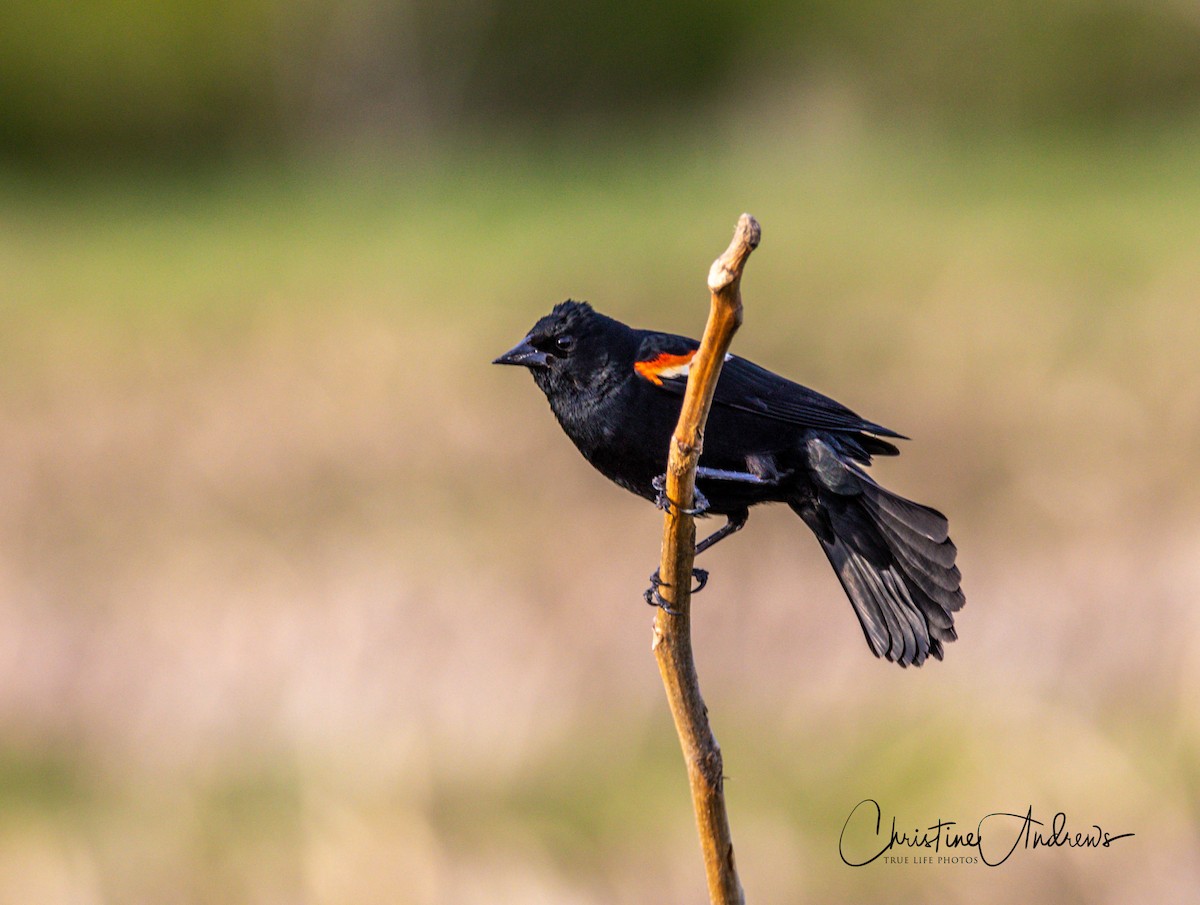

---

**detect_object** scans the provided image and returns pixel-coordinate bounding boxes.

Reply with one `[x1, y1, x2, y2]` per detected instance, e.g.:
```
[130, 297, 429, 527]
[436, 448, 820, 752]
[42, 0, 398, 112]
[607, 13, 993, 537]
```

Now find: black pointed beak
[492, 336, 550, 368]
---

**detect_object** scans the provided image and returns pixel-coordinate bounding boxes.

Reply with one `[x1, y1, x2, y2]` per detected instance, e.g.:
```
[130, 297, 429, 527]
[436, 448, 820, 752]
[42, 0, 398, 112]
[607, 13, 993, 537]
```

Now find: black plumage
[494, 300, 964, 667]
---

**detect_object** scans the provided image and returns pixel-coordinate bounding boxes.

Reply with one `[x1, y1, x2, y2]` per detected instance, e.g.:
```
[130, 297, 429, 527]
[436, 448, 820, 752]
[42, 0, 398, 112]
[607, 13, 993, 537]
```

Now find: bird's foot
[652, 474, 710, 517]
[644, 567, 710, 614]
[643, 570, 677, 614]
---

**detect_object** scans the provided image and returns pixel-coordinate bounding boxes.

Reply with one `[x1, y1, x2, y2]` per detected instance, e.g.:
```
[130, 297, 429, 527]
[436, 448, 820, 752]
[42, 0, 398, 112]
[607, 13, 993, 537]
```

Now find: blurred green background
[2, 2, 1199, 903]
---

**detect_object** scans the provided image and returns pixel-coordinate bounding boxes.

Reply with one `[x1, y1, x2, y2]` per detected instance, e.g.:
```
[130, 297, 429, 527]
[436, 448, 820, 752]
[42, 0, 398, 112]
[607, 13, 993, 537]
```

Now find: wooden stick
[652, 213, 760, 905]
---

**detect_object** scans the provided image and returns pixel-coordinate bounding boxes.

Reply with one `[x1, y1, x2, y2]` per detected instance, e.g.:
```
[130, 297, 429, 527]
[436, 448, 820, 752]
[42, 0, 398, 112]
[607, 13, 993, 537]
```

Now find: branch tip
[708, 214, 761, 293]
[735, 213, 761, 250]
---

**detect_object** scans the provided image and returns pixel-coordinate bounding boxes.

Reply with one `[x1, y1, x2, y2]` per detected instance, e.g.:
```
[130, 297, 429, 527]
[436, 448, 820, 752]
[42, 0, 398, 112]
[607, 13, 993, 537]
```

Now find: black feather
[496, 301, 965, 668]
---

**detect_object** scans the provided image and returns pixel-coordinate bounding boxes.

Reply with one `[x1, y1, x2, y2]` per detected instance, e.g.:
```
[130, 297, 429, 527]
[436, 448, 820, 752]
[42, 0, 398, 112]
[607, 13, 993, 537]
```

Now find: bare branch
[652, 213, 760, 905]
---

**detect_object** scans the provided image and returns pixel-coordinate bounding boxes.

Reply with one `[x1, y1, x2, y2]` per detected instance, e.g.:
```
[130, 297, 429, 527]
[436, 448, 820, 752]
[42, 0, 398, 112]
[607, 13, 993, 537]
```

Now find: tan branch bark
[652, 213, 760, 905]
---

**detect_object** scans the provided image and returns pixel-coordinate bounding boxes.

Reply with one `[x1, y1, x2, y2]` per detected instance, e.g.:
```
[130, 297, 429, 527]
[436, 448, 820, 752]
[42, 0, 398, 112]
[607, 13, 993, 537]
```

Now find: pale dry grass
[0, 126, 1198, 902]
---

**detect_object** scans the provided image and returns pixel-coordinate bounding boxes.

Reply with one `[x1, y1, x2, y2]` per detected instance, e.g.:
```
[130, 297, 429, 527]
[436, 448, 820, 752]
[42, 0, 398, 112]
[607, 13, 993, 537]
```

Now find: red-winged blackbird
[494, 300, 963, 667]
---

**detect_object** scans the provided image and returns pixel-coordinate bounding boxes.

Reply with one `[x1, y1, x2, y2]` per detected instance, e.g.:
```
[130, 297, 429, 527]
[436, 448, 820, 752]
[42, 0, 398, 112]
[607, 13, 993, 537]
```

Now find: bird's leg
[652, 474, 710, 516]
[644, 567, 710, 614]
[694, 466, 768, 484]
[644, 509, 747, 610]
[646, 471, 757, 611]
[653, 466, 766, 516]
[695, 508, 749, 556]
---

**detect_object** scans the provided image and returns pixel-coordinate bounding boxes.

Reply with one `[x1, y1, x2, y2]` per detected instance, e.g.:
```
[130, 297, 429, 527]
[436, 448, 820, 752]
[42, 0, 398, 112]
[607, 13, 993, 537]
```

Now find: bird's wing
[632, 334, 903, 439]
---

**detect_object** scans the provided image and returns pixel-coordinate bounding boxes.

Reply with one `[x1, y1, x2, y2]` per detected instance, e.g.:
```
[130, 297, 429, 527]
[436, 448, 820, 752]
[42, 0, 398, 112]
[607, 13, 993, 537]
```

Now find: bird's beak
[492, 336, 550, 368]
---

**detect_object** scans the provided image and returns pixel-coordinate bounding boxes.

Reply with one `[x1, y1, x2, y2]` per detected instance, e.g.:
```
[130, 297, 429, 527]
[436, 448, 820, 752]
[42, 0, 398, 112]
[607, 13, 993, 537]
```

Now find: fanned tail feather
[792, 438, 964, 667]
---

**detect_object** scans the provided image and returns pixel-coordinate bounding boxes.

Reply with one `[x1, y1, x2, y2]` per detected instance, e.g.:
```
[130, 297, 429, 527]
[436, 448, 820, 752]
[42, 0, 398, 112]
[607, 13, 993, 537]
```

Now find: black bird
[494, 301, 963, 667]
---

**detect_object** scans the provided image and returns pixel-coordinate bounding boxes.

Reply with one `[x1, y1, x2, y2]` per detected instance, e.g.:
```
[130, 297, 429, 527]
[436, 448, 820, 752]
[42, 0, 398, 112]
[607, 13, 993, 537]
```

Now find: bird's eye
[555, 335, 575, 353]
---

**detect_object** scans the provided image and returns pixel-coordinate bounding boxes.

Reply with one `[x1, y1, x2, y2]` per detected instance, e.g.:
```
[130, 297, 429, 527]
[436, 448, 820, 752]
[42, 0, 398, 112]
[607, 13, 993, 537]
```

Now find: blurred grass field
[1, 120, 1199, 903]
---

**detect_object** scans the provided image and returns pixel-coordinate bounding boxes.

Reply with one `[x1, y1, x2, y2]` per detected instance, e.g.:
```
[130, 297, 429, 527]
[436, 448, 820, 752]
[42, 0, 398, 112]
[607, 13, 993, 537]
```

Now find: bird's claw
[652, 474, 710, 517]
[644, 567, 710, 614]
[644, 573, 678, 615]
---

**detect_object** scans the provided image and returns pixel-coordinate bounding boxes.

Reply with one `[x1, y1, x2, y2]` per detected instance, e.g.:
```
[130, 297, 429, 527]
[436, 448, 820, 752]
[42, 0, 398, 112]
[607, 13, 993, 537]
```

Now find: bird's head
[493, 300, 628, 399]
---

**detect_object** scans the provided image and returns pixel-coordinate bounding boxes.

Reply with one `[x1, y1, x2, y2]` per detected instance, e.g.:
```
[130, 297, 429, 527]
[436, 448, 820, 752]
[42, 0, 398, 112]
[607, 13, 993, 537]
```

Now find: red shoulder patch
[634, 350, 696, 386]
